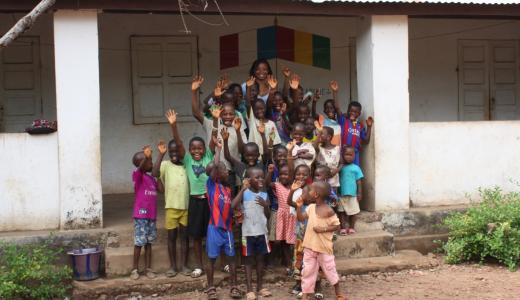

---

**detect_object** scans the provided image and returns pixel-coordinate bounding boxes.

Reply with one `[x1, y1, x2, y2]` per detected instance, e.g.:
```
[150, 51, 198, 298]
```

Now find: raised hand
[157, 140, 167, 154]
[246, 76, 256, 87]
[287, 140, 296, 152]
[212, 135, 222, 150]
[214, 80, 225, 98]
[295, 196, 304, 208]
[257, 121, 265, 135]
[233, 117, 242, 131]
[282, 66, 291, 78]
[267, 75, 278, 89]
[291, 180, 303, 191]
[289, 74, 300, 90]
[210, 105, 222, 120]
[314, 120, 323, 132]
[165, 109, 177, 125]
[255, 196, 269, 208]
[143, 145, 152, 158]
[280, 102, 287, 115]
[242, 178, 250, 190]
[366, 116, 374, 127]
[267, 164, 275, 173]
[329, 80, 339, 92]
[220, 73, 230, 90]
[220, 127, 230, 141]
[191, 75, 204, 91]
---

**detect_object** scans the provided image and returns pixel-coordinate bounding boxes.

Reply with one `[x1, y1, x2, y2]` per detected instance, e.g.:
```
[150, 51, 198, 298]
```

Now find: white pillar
[356, 16, 410, 210]
[54, 10, 102, 229]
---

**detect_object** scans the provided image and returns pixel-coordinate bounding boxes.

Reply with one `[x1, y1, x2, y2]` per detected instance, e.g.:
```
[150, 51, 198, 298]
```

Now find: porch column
[54, 10, 102, 229]
[356, 15, 410, 210]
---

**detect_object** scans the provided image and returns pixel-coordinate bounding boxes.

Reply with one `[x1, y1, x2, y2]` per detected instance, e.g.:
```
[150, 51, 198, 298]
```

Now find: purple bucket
[67, 247, 102, 281]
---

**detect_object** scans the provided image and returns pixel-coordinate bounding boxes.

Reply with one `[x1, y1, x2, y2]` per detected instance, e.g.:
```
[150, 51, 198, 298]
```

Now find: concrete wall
[0, 133, 59, 231]
[98, 13, 356, 193]
[409, 19, 520, 121]
[410, 121, 520, 206]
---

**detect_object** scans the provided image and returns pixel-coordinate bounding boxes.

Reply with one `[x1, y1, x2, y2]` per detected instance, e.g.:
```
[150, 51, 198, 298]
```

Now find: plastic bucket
[67, 247, 102, 281]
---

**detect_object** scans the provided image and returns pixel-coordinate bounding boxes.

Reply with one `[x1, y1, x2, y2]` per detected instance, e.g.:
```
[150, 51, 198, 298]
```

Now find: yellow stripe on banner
[294, 31, 313, 66]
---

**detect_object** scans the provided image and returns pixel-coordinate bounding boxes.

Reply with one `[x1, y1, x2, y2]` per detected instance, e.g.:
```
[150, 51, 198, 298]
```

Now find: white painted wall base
[54, 10, 102, 229]
[357, 15, 410, 211]
[410, 121, 520, 206]
[0, 133, 59, 231]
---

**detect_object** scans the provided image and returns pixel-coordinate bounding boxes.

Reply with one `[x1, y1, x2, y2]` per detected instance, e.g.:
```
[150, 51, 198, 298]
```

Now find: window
[130, 36, 199, 124]
[0, 37, 42, 132]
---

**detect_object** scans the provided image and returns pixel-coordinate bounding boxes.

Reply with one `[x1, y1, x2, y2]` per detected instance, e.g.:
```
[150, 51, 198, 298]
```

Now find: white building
[1, 0, 520, 231]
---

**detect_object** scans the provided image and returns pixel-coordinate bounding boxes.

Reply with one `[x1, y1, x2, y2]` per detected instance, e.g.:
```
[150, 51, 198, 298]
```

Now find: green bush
[442, 187, 520, 271]
[0, 239, 72, 299]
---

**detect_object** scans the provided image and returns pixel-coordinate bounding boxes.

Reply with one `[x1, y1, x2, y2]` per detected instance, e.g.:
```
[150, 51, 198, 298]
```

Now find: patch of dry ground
[154, 262, 519, 300]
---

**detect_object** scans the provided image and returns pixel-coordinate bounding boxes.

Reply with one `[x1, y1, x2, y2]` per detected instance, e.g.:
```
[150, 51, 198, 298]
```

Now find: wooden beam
[0, 0, 55, 48]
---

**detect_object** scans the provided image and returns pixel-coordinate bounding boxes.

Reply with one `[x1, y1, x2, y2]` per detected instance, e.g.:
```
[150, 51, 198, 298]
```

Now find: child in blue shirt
[338, 146, 364, 235]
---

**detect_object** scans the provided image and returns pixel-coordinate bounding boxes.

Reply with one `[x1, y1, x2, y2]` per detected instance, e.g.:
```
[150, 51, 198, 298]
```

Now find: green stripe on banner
[312, 34, 330, 70]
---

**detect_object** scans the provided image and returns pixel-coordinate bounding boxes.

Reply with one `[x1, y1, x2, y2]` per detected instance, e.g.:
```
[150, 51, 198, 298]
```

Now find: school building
[1, 0, 520, 232]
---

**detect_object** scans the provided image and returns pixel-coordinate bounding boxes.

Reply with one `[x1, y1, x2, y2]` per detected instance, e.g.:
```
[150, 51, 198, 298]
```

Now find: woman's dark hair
[323, 99, 336, 110]
[189, 136, 206, 148]
[249, 58, 273, 77]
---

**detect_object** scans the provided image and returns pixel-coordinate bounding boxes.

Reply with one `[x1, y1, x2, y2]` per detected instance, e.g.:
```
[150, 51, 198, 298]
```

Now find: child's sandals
[230, 286, 243, 299]
[191, 267, 204, 278]
[259, 288, 272, 297]
[165, 268, 177, 278]
[206, 286, 218, 300]
[339, 228, 348, 236]
[337, 294, 348, 300]
[246, 291, 256, 300]
[145, 268, 156, 279]
[347, 228, 356, 235]
[130, 269, 139, 280]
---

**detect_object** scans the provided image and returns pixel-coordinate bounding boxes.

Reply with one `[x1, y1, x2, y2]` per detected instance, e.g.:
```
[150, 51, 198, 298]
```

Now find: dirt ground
[147, 260, 519, 300]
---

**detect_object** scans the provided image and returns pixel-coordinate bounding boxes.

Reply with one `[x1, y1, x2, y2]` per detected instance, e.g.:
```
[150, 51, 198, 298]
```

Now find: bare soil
[150, 260, 519, 300]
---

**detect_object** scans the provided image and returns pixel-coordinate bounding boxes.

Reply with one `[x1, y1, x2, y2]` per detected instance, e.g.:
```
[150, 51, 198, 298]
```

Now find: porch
[1, 4, 520, 232]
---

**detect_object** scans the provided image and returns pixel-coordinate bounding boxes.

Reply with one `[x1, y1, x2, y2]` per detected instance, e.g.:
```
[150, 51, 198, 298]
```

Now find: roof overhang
[1, 0, 520, 17]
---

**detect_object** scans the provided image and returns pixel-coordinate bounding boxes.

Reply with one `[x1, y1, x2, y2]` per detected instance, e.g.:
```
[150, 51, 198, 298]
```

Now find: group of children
[131, 59, 373, 300]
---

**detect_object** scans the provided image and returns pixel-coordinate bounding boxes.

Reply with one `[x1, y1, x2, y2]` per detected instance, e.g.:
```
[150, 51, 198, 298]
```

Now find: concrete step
[394, 233, 448, 254]
[75, 250, 437, 299]
[334, 230, 394, 259]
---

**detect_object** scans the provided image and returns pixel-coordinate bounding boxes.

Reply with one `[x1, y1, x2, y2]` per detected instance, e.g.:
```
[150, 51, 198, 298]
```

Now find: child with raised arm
[205, 138, 241, 300]
[315, 81, 342, 146]
[338, 145, 364, 235]
[316, 126, 342, 194]
[232, 168, 272, 299]
[286, 164, 312, 295]
[290, 123, 316, 168]
[192, 75, 247, 193]
[265, 163, 295, 273]
[296, 181, 346, 300]
[131, 145, 164, 280]
[152, 110, 190, 277]
[338, 101, 373, 166]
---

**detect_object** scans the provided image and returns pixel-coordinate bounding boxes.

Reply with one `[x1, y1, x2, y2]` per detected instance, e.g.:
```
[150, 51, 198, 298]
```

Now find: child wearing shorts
[338, 145, 364, 235]
[131, 146, 163, 280]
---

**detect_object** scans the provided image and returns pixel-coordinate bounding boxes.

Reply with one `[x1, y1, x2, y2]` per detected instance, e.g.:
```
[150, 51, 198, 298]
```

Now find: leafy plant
[0, 238, 72, 299]
[442, 187, 520, 271]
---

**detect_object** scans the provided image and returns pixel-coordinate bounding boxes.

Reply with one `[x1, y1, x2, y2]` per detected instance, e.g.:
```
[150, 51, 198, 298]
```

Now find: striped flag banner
[219, 25, 331, 70]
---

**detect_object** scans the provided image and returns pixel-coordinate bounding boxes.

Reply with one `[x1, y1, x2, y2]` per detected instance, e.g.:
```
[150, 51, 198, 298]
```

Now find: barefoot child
[131, 146, 164, 280]
[152, 113, 190, 277]
[205, 139, 241, 300]
[232, 168, 272, 299]
[296, 181, 346, 300]
[338, 146, 364, 235]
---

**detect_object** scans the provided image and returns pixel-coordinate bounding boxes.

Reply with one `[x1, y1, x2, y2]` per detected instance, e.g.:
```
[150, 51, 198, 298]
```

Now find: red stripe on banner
[220, 33, 239, 69]
[276, 26, 294, 61]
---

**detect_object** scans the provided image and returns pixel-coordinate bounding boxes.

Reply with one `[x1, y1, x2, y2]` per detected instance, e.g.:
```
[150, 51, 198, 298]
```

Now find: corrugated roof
[311, 0, 520, 4]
